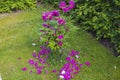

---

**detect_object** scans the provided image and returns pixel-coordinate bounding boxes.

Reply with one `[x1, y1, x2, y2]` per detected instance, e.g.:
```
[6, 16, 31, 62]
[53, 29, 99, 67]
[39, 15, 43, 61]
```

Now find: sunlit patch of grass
[0, 4, 120, 80]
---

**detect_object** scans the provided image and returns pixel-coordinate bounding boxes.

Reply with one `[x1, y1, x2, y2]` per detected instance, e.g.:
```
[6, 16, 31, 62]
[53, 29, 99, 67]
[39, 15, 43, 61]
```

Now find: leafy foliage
[0, 0, 36, 13]
[74, 0, 120, 54]
[39, 0, 69, 8]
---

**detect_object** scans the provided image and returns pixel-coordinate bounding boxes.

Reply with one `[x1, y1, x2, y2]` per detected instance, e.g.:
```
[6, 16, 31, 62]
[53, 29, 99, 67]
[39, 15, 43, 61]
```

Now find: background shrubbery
[0, 0, 36, 13]
[74, 0, 120, 55]
[41, 0, 120, 55]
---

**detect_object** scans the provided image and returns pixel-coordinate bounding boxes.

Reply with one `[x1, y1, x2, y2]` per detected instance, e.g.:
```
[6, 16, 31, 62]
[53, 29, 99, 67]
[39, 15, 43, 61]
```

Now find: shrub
[0, 0, 36, 13]
[74, 0, 120, 54]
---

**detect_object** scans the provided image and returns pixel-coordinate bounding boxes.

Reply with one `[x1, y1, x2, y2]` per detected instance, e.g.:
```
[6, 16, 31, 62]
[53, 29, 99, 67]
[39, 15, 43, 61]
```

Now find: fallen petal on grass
[22, 67, 27, 71]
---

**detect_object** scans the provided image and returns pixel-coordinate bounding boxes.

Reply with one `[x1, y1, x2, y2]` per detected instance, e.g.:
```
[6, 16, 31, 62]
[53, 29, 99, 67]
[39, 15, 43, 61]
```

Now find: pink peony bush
[22, 0, 91, 80]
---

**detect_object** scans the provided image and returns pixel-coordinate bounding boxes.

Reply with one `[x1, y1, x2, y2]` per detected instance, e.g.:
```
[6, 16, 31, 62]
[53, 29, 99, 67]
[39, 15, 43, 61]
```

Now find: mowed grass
[0, 5, 120, 80]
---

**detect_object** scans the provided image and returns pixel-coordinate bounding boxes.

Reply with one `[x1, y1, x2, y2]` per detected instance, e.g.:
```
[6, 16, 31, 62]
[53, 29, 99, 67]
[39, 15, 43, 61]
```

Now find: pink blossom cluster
[42, 10, 66, 26]
[42, 10, 60, 21]
[59, 0, 75, 12]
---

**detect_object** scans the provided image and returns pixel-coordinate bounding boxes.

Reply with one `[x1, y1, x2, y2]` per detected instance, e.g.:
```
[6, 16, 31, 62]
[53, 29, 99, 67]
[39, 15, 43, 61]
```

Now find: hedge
[0, 0, 36, 13]
[42, 0, 120, 55]
[74, 0, 120, 55]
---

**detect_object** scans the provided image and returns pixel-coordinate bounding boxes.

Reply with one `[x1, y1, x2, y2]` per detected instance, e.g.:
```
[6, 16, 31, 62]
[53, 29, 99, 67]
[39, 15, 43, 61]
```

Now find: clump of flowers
[59, 0, 75, 12]
[42, 10, 60, 21]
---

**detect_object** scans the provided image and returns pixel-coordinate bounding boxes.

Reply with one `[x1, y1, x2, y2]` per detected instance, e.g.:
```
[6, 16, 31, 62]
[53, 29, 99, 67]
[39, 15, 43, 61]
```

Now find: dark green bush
[74, 0, 120, 54]
[0, 0, 36, 13]
[42, 0, 120, 55]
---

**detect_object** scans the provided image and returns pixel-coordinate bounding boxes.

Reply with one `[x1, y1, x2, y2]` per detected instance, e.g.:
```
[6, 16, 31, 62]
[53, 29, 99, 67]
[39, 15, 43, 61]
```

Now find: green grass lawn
[0, 5, 120, 80]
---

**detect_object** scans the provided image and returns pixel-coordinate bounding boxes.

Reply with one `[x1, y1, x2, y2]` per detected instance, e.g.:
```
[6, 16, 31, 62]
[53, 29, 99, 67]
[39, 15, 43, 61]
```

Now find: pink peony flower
[59, 1, 67, 9]
[58, 35, 64, 39]
[69, 0, 75, 9]
[42, 12, 53, 21]
[58, 18, 66, 25]
[58, 41, 63, 46]
[51, 10, 60, 16]
[59, 0, 75, 13]
[43, 23, 49, 28]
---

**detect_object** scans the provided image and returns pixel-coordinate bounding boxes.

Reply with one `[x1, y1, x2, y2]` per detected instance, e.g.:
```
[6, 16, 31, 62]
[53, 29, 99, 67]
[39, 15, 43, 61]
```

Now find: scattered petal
[75, 55, 79, 58]
[32, 43, 36, 46]
[85, 61, 91, 66]
[52, 69, 57, 73]
[59, 75, 64, 79]
[61, 70, 66, 74]
[29, 59, 34, 65]
[36, 68, 42, 74]
[22, 67, 27, 71]
[80, 64, 83, 67]
[114, 65, 117, 69]
[45, 70, 49, 74]
[0, 74, 2, 80]
[30, 70, 33, 74]
[32, 51, 37, 57]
